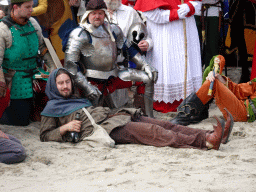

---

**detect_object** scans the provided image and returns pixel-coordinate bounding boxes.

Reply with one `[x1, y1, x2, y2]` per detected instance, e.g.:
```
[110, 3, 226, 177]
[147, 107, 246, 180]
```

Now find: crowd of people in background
[0, 0, 256, 165]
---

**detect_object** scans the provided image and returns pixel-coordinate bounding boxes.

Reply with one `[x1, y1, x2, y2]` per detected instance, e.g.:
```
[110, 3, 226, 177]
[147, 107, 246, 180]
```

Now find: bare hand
[66, 120, 82, 132]
[138, 40, 149, 52]
[206, 71, 217, 82]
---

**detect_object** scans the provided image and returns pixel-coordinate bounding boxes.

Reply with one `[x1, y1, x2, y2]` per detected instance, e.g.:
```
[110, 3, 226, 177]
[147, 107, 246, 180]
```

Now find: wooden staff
[181, 0, 188, 99]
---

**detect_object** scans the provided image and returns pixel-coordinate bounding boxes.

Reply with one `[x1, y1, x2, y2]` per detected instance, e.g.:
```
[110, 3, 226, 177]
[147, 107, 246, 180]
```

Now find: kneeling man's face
[56, 74, 72, 98]
[88, 10, 105, 28]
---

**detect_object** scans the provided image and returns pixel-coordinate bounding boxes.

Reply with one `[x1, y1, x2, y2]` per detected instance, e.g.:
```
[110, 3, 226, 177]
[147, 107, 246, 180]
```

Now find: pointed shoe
[206, 116, 224, 150]
[221, 108, 234, 144]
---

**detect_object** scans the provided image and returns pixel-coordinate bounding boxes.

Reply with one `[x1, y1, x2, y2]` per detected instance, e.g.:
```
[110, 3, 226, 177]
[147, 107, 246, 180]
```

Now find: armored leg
[144, 81, 154, 118]
[118, 68, 154, 117]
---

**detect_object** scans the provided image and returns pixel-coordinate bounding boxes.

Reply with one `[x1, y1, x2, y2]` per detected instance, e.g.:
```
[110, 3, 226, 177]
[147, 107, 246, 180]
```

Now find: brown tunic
[40, 106, 142, 142]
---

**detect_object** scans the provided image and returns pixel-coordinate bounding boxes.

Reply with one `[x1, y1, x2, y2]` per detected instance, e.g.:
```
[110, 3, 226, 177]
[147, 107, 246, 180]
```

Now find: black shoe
[170, 92, 206, 126]
[190, 104, 209, 124]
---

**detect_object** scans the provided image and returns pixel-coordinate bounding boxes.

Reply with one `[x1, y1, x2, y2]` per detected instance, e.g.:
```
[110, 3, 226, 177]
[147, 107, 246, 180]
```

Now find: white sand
[1, 103, 256, 192]
[1, 67, 256, 191]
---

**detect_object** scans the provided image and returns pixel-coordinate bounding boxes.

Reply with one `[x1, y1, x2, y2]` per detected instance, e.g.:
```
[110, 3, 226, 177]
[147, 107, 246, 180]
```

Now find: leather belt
[85, 68, 118, 80]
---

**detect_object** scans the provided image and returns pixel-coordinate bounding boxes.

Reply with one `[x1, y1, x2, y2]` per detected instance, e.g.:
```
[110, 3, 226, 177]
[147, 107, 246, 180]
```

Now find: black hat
[86, 0, 107, 11]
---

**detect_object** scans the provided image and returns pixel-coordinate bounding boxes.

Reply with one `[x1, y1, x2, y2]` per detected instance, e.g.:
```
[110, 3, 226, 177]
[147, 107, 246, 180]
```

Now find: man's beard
[104, 0, 121, 11]
[92, 19, 103, 28]
[61, 89, 72, 98]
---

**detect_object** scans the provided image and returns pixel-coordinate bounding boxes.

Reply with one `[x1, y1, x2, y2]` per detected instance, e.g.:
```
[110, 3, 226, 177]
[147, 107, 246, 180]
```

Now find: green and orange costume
[171, 55, 256, 126]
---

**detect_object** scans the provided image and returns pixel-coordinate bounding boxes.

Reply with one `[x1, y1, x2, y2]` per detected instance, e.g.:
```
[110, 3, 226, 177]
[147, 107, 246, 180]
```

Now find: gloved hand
[86, 83, 102, 101]
[65, 60, 102, 101]
[141, 64, 158, 83]
[177, 3, 190, 19]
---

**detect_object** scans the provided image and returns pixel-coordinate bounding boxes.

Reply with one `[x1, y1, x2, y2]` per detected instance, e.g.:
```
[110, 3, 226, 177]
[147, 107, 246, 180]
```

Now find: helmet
[127, 22, 148, 45]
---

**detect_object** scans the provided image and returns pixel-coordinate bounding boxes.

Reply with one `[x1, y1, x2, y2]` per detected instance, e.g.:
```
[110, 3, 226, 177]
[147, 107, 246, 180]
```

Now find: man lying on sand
[40, 68, 234, 150]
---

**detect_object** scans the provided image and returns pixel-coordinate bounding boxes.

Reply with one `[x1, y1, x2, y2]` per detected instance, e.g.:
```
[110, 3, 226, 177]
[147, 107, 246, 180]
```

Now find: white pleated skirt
[146, 16, 202, 103]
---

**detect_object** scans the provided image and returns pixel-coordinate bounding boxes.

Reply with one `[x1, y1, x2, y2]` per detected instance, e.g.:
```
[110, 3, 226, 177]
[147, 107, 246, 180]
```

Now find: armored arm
[64, 29, 101, 100]
[113, 24, 158, 83]
[65, 60, 101, 101]
[131, 53, 158, 83]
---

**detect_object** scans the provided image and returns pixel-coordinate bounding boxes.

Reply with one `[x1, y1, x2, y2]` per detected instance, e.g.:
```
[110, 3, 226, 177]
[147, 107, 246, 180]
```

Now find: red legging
[90, 77, 145, 96]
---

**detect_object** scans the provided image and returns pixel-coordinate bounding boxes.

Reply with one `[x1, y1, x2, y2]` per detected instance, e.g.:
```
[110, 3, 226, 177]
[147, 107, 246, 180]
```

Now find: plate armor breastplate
[81, 35, 117, 71]
[80, 25, 118, 73]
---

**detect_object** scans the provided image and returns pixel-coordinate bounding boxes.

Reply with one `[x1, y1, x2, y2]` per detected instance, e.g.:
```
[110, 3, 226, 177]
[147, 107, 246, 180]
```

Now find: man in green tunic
[0, 0, 56, 126]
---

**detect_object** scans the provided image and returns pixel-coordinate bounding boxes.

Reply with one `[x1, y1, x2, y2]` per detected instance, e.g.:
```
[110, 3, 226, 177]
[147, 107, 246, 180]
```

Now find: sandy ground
[1, 67, 256, 192]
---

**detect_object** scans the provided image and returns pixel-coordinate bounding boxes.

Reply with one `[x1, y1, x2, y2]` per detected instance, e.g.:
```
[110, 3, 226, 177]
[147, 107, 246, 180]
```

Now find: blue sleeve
[122, 43, 139, 59]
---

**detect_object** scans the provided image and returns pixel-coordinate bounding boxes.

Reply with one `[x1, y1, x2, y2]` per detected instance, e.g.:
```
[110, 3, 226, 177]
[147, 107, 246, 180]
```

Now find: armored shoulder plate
[110, 24, 126, 49]
[67, 27, 95, 57]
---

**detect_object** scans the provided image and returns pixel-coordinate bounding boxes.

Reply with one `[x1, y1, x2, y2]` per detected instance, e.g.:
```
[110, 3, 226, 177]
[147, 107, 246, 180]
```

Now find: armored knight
[64, 0, 158, 117]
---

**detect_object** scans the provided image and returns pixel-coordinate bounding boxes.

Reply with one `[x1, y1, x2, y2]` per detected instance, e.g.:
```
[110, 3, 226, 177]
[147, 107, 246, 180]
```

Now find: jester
[171, 55, 256, 128]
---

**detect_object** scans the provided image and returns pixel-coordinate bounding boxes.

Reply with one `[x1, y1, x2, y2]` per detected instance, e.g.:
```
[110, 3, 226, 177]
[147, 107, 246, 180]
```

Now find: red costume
[134, 0, 197, 21]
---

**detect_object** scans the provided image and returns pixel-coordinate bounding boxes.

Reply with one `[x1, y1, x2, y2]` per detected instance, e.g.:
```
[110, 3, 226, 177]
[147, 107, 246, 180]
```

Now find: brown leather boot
[221, 108, 234, 144]
[206, 116, 224, 150]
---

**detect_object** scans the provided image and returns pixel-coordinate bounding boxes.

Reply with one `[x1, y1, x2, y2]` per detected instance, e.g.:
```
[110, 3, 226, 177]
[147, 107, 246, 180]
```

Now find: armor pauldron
[65, 28, 93, 63]
[110, 24, 127, 49]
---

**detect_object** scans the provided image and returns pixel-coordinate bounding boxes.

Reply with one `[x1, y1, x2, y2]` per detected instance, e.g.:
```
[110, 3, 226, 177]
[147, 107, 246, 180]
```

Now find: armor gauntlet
[74, 72, 102, 101]
[131, 53, 158, 83]
[65, 61, 101, 101]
